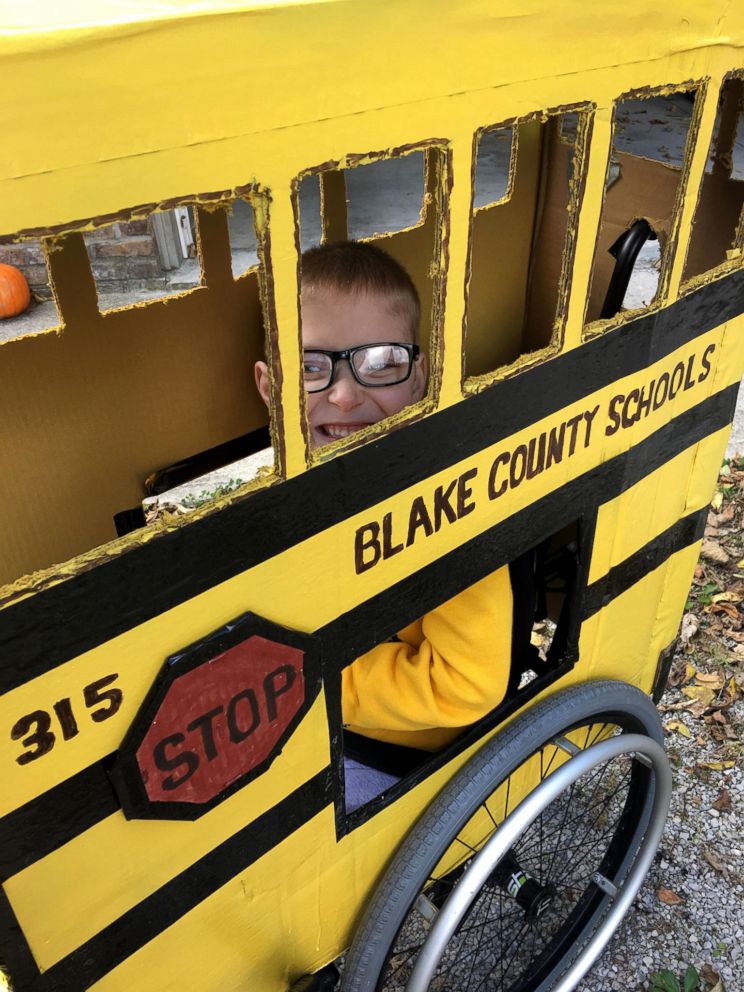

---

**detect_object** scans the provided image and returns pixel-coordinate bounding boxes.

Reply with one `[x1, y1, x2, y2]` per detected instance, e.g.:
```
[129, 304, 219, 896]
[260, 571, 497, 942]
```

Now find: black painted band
[582, 507, 709, 620]
[2, 267, 743, 694]
[0, 384, 736, 889]
[33, 768, 333, 992]
[0, 763, 119, 883]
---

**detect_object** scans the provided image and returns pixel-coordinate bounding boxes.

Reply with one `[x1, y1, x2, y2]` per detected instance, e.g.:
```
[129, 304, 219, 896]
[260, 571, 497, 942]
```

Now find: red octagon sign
[113, 613, 317, 820]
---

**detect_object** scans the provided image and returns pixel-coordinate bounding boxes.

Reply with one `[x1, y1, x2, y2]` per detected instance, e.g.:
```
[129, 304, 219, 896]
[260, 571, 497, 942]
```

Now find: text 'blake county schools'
[353, 343, 716, 575]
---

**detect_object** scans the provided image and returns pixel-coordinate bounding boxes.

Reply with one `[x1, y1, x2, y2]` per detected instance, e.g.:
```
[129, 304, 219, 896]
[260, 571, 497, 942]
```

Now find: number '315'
[10, 674, 123, 765]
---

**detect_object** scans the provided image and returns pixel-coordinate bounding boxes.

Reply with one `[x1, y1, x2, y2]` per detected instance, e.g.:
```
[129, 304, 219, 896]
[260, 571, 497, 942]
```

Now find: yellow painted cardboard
[1, 3, 744, 991]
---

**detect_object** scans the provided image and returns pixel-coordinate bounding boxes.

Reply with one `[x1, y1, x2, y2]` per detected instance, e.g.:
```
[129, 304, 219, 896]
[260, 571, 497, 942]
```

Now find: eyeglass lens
[303, 345, 413, 390]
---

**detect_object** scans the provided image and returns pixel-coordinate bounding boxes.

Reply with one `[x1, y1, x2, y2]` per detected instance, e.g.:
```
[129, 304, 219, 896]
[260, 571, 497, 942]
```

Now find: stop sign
[113, 612, 318, 820]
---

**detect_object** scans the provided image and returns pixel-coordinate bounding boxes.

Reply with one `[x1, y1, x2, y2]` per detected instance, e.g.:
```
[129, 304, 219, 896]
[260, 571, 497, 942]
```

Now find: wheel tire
[341, 680, 670, 992]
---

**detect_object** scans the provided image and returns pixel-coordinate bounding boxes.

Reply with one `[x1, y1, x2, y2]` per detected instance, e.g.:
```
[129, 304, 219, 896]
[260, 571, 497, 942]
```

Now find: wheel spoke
[362, 698, 665, 992]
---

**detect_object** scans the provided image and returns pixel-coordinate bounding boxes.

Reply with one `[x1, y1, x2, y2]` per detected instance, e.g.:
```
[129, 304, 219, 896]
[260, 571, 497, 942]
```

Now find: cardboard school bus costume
[1, 2, 744, 990]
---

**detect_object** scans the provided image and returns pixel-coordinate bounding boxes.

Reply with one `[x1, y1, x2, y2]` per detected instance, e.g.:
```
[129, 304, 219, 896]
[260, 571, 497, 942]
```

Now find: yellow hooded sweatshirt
[341, 566, 513, 751]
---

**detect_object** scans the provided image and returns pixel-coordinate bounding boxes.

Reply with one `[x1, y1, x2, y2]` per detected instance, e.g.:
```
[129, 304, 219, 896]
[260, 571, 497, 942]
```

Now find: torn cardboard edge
[582, 77, 707, 336]
[461, 101, 595, 389]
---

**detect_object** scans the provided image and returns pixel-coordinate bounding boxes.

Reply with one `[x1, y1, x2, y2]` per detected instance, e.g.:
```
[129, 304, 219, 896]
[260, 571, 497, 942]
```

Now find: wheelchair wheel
[341, 680, 671, 992]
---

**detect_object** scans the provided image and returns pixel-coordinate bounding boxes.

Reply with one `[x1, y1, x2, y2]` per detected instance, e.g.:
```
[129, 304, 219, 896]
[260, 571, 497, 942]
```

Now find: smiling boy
[256, 241, 512, 807]
[256, 239, 427, 448]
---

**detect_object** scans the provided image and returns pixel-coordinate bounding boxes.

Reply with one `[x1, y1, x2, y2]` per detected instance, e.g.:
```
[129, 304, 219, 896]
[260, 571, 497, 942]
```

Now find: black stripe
[2, 268, 743, 693]
[0, 763, 120, 883]
[317, 387, 736, 663]
[0, 384, 736, 884]
[582, 507, 709, 619]
[33, 769, 333, 992]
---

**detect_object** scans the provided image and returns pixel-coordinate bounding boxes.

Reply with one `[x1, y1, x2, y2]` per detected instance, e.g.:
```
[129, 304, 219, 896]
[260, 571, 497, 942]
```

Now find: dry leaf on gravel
[665, 720, 692, 738]
[708, 602, 741, 622]
[681, 685, 715, 705]
[712, 788, 732, 812]
[703, 848, 727, 874]
[701, 964, 721, 987]
[679, 614, 699, 648]
[711, 591, 742, 604]
[696, 759, 736, 770]
[656, 886, 684, 905]
[701, 539, 730, 564]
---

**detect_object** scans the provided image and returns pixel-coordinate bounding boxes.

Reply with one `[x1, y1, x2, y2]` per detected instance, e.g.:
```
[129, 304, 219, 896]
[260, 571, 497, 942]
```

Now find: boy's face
[255, 287, 427, 449]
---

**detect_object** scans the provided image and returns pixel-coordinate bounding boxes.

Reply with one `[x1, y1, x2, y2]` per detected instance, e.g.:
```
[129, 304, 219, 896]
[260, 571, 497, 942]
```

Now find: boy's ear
[254, 361, 271, 407]
[413, 351, 428, 401]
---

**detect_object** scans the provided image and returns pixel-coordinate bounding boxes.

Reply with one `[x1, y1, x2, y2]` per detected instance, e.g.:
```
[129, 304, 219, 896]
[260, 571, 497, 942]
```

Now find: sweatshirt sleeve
[341, 566, 512, 737]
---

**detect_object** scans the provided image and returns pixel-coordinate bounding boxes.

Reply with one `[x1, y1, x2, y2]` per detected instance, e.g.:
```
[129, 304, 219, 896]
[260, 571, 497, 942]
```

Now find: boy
[255, 241, 512, 806]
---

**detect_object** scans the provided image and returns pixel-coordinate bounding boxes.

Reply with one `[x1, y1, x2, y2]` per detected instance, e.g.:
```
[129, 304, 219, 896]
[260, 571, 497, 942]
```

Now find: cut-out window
[296, 148, 443, 458]
[585, 89, 698, 326]
[682, 74, 744, 284]
[0, 188, 278, 589]
[473, 126, 514, 208]
[226, 198, 258, 278]
[0, 238, 61, 342]
[83, 208, 202, 312]
[298, 174, 322, 250]
[346, 152, 426, 239]
[464, 107, 589, 381]
[342, 519, 586, 817]
[297, 151, 427, 249]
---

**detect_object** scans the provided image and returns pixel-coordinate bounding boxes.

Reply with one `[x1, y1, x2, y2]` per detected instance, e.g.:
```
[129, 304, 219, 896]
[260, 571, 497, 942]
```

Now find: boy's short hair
[301, 240, 420, 342]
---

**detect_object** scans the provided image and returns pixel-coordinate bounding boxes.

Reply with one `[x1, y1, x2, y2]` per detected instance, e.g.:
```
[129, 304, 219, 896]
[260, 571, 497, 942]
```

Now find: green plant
[181, 478, 244, 510]
[649, 965, 700, 992]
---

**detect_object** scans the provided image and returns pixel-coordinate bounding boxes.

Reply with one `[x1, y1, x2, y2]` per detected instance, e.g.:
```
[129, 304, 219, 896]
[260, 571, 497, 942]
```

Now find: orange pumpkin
[0, 262, 31, 318]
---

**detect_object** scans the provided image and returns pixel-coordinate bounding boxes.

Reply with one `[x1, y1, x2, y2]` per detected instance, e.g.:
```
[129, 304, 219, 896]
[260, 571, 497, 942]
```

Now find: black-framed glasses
[302, 342, 420, 393]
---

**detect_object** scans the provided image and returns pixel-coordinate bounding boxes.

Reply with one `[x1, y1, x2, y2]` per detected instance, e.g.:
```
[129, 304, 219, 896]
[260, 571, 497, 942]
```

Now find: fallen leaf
[728, 676, 739, 696]
[679, 617, 699, 649]
[703, 848, 726, 873]
[714, 501, 734, 522]
[695, 671, 725, 688]
[709, 602, 741, 622]
[686, 662, 697, 680]
[666, 720, 692, 738]
[687, 700, 708, 718]
[712, 788, 732, 812]
[701, 963, 720, 987]
[657, 886, 684, 905]
[697, 759, 736, 770]
[711, 591, 742, 604]
[701, 540, 730, 564]
[682, 685, 715, 705]
[711, 491, 724, 511]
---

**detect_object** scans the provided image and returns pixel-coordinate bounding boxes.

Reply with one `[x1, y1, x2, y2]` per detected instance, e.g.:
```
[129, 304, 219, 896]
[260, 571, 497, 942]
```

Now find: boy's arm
[341, 566, 513, 735]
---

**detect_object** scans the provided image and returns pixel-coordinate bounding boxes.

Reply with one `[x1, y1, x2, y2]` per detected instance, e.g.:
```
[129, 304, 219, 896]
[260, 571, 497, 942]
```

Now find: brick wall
[0, 240, 54, 299]
[84, 219, 166, 292]
[0, 219, 171, 300]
